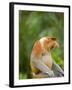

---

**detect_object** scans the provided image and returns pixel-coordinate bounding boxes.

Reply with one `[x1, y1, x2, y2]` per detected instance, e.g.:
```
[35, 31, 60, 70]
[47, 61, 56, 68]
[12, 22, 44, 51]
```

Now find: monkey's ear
[51, 37, 56, 40]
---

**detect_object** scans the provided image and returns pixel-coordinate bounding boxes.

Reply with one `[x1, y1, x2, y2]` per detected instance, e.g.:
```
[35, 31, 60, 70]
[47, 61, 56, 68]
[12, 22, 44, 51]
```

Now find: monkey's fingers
[32, 72, 49, 78]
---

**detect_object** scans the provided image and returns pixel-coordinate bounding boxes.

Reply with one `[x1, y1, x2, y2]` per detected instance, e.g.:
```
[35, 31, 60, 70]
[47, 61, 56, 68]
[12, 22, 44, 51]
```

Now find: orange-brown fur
[33, 41, 42, 59]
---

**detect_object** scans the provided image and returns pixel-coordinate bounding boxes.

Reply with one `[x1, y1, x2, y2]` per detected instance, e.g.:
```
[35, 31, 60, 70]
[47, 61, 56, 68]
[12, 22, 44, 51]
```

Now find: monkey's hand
[32, 60, 55, 77]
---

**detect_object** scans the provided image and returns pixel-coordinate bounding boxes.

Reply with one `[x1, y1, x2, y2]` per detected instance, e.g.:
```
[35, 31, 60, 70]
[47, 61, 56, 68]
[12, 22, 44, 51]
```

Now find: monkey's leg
[52, 60, 64, 77]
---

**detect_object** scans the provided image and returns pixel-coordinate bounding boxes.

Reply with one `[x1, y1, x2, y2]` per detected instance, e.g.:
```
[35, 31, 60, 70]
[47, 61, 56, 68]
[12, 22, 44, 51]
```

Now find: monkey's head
[32, 36, 59, 58]
[40, 37, 59, 52]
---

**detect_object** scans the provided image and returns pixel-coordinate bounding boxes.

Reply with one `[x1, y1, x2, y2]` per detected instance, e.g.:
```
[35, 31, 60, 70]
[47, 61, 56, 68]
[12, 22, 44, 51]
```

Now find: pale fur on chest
[31, 51, 53, 69]
[41, 52, 53, 69]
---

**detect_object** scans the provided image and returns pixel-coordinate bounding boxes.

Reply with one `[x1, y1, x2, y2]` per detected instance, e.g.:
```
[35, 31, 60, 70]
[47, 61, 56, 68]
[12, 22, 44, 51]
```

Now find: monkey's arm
[52, 60, 64, 77]
[32, 60, 55, 77]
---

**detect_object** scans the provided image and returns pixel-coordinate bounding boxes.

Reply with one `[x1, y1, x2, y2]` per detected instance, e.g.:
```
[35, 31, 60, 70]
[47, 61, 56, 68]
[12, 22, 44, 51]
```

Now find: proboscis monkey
[30, 37, 64, 78]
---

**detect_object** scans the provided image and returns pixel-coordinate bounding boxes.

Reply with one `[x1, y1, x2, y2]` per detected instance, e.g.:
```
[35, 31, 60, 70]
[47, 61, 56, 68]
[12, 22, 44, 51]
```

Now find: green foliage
[19, 73, 27, 79]
[19, 11, 64, 79]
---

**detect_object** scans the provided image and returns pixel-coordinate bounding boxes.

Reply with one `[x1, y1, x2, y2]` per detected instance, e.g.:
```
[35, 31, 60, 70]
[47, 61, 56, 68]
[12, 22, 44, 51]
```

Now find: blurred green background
[19, 10, 64, 79]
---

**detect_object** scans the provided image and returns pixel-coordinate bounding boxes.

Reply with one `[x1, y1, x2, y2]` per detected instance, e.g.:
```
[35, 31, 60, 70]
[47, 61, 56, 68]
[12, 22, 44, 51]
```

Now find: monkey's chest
[42, 54, 53, 69]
